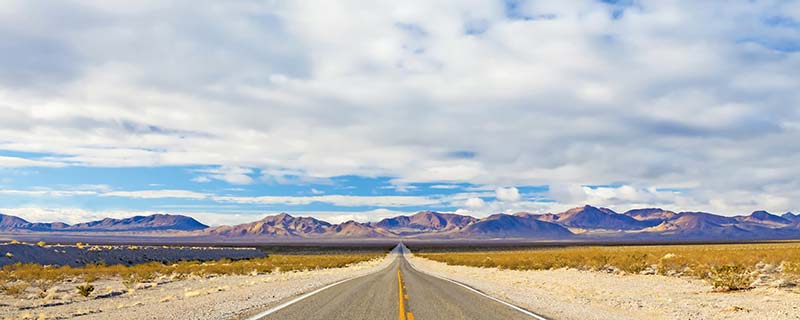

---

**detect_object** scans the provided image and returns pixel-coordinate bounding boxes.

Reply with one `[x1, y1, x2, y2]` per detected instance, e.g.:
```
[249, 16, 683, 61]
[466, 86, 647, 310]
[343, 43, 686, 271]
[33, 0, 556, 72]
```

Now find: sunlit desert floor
[0, 255, 392, 320]
[408, 254, 800, 320]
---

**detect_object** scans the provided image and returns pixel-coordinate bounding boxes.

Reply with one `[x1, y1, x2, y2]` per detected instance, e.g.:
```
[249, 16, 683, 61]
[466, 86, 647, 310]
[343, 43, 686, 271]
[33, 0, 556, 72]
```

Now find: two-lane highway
[250, 245, 543, 320]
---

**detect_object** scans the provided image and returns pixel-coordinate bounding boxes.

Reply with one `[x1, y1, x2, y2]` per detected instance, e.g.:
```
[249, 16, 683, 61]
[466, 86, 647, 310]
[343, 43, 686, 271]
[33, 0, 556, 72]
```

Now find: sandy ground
[0, 254, 394, 320]
[408, 255, 800, 320]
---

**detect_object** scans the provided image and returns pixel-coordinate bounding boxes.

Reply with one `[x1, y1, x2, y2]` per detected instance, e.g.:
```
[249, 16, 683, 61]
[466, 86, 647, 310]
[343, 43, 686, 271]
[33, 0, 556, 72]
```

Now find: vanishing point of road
[249, 244, 546, 320]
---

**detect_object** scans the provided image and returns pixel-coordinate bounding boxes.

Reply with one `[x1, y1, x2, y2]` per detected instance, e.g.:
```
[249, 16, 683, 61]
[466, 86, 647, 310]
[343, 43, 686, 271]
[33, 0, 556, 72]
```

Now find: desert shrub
[782, 261, 800, 275]
[76, 284, 94, 297]
[0, 252, 382, 296]
[708, 264, 753, 291]
[613, 253, 651, 274]
[416, 242, 800, 286]
[1, 282, 28, 296]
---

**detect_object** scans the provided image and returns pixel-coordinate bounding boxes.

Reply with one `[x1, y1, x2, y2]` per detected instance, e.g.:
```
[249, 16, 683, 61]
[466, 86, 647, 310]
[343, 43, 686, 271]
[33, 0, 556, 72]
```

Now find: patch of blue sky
[0, 149, 57, 159]
[517, 185, 549, 193]
[1, 166, 202, 191]
[763, 15, 800, 29]
[0, 162, 555, 216]
[598, 0, 637, 20]
[583, 183, 624, 189]
[737, 38, 800, 53]
[653, 187, 688, 193]
[464, 19, 490, 35]
[446, 150, 476, 159]
[395, 23, 427, 37]
[503, 0, 556, 21]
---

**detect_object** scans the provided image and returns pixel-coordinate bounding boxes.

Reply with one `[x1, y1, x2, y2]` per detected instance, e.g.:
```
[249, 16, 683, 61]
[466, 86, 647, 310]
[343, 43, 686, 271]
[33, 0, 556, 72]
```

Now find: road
[251, 244, 543, 320]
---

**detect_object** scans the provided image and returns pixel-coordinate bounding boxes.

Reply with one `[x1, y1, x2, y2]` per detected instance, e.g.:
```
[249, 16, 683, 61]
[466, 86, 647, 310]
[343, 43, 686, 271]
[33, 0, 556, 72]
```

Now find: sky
[1, 0, 799, 226]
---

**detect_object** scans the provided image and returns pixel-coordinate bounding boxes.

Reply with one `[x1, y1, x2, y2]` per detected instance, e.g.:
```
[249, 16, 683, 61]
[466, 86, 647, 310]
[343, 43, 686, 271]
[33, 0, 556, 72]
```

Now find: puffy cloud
[495, 187, 521, 202]
[464, 197, 487, 209]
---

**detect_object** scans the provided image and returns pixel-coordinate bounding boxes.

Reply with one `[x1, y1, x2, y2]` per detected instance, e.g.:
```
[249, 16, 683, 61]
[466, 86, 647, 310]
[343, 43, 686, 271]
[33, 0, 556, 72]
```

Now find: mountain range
[0, 214, 208, 232]
[2, 205, 800, 241]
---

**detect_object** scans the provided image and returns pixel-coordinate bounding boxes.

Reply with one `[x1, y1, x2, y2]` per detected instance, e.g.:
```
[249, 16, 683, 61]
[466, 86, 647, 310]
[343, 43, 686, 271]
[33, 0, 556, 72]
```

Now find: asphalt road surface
[252, 245, 542, 320]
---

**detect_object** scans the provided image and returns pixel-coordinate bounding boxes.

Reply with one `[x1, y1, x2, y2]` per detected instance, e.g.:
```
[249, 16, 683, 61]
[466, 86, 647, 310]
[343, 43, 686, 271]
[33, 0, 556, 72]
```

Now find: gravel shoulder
[408, 254, 800, 320]
[1, 254, 393, 320]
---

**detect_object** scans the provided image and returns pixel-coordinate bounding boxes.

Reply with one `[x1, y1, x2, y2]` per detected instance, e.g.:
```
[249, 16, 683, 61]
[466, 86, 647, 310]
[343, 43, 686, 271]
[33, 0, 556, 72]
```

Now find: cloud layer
[1, 1, 799, 220]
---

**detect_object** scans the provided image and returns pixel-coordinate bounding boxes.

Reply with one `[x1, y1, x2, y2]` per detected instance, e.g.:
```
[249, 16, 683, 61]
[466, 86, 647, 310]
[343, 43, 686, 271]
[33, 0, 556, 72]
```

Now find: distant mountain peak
[624, 208, 677, 221]
[742, 210, 791, 225]
[555, 205, 653, 230]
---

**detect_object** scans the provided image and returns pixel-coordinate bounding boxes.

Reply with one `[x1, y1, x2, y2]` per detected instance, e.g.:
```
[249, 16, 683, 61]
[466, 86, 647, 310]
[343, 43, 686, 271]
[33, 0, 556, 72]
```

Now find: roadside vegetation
[0, 253, 382, 297]
[415, 242, 800, 291]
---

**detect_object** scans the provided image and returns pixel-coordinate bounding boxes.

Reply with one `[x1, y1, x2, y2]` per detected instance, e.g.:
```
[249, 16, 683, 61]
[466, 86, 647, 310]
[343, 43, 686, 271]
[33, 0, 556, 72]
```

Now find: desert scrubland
[0, 242, 265, 267]
[0, 242, 388, 320]
[410, 242, 800, 319]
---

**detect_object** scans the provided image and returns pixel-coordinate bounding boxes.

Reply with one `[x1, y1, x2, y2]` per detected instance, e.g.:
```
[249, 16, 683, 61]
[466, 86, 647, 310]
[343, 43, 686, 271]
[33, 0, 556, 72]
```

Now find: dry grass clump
[417, 242, 800, 291]
[708, 265, 753, 291]
[0, 253, 381, 297]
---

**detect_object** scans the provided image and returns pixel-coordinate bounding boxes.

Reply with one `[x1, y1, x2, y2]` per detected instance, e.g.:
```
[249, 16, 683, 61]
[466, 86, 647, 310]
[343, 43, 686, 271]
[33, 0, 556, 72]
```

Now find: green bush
[76, 283, 95, 297]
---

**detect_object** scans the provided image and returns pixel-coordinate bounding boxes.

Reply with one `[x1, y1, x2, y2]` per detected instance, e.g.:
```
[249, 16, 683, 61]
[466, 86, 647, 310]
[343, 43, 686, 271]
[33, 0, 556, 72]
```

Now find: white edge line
[244, 278, 351, 320]
[404, 253, 549, 320]
[245, 253, 400, 320]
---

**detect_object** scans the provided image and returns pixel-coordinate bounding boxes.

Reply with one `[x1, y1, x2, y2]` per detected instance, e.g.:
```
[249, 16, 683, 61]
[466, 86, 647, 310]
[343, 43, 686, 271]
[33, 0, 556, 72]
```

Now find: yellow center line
[397, 267, 414, 320]
[397, 268, 406, 320]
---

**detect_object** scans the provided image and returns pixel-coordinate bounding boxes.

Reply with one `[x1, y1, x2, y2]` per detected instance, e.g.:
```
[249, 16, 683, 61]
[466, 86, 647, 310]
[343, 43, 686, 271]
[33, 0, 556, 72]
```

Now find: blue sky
[1, 0, 799, 225]
[0, 163, 553, 225]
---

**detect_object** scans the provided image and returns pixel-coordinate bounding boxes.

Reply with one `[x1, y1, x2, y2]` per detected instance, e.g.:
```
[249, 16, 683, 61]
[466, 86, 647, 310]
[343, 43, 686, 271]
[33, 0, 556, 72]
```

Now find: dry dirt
[0, 254, 394, 320]
[408, 254, 800, 320]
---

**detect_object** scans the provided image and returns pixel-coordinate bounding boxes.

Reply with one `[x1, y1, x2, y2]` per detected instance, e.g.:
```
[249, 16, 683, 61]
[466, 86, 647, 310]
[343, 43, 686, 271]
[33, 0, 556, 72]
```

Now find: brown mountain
[324, 220, 387, 238]
[549, 205, 656, 230]
[0, 213, 205, 232]
[67, 214, 208, 232]
[205, 213, 331, 238]
[0, 214, 34, 231]
[459, 214, 573, 239]
[736, 211, 792, 226]
[645, 212, 750, 238]
[372, 211, 477, 234]
[514, 212, 558, 222]
[624, 208, 677, 221]
[3, 207, 800, 241]
[782, 212, 800, 224]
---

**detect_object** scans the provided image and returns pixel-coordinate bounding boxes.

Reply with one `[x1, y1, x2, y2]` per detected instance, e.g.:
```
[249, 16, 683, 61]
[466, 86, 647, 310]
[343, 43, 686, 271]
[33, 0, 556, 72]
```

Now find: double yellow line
[397, 268, 414, 320]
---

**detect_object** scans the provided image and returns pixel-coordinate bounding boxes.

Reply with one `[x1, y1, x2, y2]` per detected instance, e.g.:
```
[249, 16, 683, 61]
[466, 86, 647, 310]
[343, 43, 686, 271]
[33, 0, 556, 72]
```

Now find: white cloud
[495, 187, 521, 202]
[1, 187, 450, 207]
[0, 189, 97, 197]
[191, 176, 211, 183]
[101, 189, 210, 200]
[213, 194, 440, 207]
[0, 1, 798, 215]
[193, 166, 254, 185]
[0, 156, 64, 168]
[464, 197, 486, 209]
[429, 184, 461, 189]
